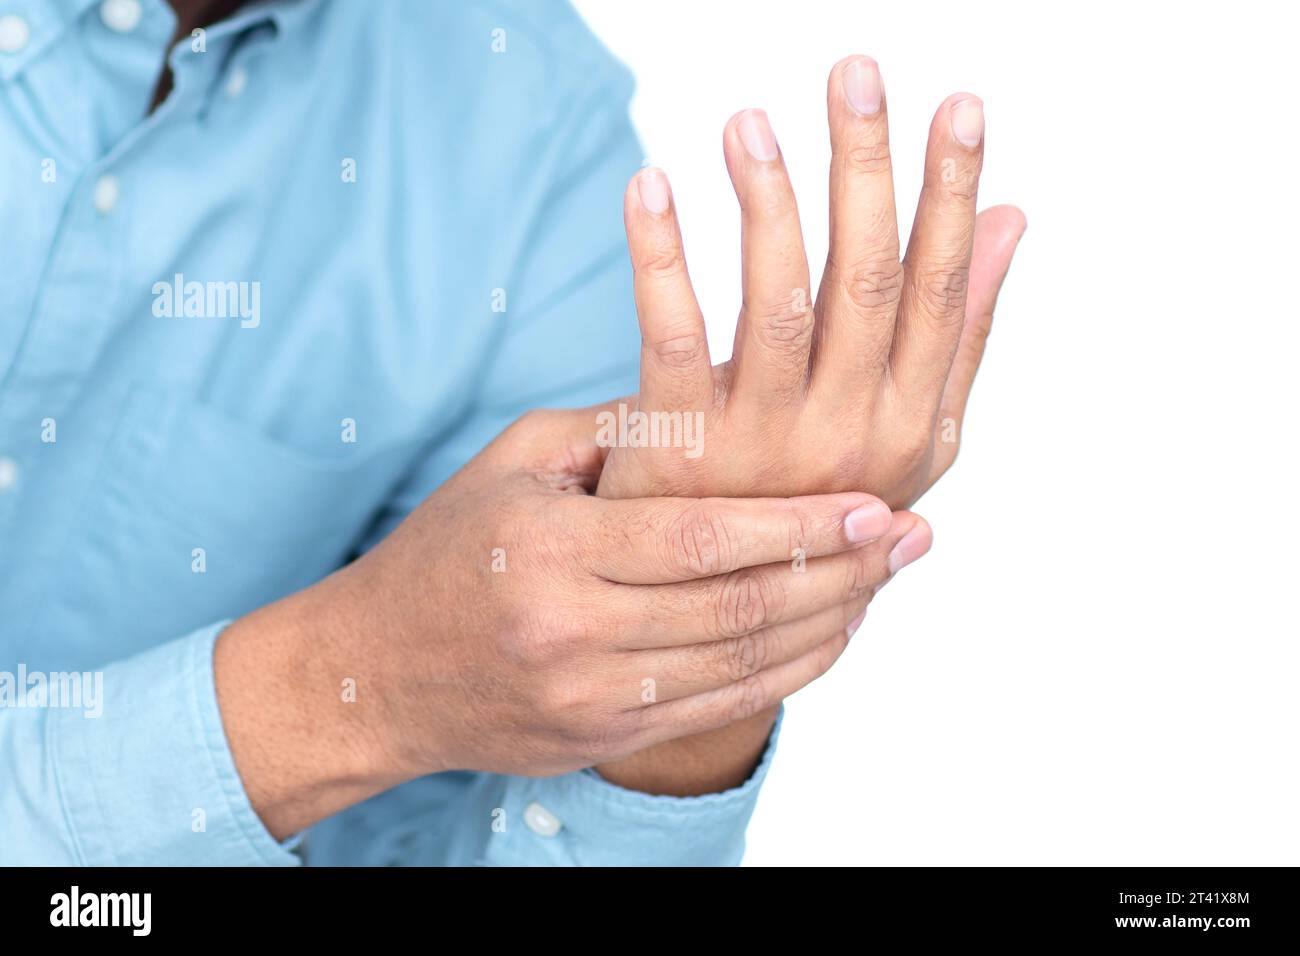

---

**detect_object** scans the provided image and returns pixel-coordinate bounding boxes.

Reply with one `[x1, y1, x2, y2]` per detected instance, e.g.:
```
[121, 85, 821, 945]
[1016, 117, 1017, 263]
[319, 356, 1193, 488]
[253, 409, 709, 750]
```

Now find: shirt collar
[0, 0, 322, 82]
[255, 0, 321, 36]
[200, 0, 322, 43]
[0, 0, 96, 80]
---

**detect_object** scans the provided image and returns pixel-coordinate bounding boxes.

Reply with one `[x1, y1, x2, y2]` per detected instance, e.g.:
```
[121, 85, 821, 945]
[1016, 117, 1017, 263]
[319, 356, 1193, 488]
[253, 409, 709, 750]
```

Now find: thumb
[491, 399, 632, 491]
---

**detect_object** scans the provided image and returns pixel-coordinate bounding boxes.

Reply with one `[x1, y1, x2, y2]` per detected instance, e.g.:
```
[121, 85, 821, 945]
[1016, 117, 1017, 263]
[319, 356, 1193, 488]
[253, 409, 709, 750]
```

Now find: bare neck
[167, 0, 247, 31]
[150, 0, 249, 111]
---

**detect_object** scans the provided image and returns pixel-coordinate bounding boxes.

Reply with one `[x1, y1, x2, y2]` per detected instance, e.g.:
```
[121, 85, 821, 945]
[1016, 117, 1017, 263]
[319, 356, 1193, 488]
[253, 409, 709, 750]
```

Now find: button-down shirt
[0, 0, 776, 866]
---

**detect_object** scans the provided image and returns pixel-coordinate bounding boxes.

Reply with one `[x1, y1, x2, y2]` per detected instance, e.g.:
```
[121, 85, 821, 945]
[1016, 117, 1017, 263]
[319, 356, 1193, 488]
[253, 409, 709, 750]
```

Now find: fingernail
[888, 525, 932, 574]
[950, 97, 984, 148]
[844, 501, 891, 542]
[738, 109, 779, 162]
[842, 57, 882, 116]
[847, 609, 867, 637]
[637, 167, 670, 215]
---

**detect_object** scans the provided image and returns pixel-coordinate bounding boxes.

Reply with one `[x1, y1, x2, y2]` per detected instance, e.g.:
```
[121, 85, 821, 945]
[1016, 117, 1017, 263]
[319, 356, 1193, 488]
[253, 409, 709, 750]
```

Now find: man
[0, 0, 1023, 865]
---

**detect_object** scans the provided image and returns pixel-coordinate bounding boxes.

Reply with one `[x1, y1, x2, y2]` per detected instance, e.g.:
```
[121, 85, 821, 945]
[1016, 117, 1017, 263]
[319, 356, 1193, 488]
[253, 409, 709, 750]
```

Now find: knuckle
[816, 633, 849, 675]
[844, 595, 873, 627]
[648, 330, 708, 370]
[727, 673, 770, 722]
[745, 297, 815, 351]
[785, 504, 813, 557]
[537, 674, 609, 742]
[638, 243, 687, 280]
[933, 441, 959, 478]
[836, 257, 904, 315]
[893, 429, 934, 476]
[596, 505, 638, 562]
[538, 677, 584, 716]
[844, 142, 893, 177]
[531, 521, 587, 581]
[910, 261, 970, 324]
[574, 713, 626, 764]
[666, 505, 736, 577]
[929, 151, 982, 200]
[713, 569, 782, 638]
[841, 550, 877, 600]
[947, 179, 979, 202]
[938, 178, 979, 204]
[507, 608, 572, 667]
[746, 187, 797, 225]
[718, 631, 767, 682]
[963, 315, 993, 349]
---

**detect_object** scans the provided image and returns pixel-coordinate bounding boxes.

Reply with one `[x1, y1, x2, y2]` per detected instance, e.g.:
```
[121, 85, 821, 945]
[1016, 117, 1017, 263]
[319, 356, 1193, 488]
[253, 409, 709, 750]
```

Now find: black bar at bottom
[0, 866, 1294, 943]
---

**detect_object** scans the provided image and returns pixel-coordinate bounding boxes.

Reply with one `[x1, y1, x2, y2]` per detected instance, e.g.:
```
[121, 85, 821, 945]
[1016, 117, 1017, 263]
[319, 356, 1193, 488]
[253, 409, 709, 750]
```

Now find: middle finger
[614, 511, 930, 648]
[811, 55, 903, 396]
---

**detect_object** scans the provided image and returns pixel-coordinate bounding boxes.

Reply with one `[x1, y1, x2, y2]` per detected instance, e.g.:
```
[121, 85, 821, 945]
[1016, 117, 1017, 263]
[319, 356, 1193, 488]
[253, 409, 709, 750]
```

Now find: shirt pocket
[39, 384, 401, 655]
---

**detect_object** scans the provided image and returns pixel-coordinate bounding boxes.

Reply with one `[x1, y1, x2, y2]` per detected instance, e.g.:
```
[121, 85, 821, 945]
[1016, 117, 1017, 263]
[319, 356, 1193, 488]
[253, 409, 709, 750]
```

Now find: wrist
[214, 572, 409, 838]
[595, 706, 779, 796]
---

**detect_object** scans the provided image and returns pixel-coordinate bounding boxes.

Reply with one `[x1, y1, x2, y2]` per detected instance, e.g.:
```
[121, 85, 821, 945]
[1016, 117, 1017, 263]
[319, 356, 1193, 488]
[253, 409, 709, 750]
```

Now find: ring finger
[620, 596, 871, 705]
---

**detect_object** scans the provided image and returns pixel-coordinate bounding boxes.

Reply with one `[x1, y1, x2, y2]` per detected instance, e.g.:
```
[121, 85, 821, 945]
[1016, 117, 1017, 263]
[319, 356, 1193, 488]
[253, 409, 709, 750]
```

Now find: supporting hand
[216, 405, 912, 835]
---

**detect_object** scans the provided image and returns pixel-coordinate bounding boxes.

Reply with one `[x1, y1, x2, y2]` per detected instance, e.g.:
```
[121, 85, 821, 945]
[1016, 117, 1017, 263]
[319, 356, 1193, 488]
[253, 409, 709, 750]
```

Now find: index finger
[624, 167, 714, 412]
[590, 492, 892, 585]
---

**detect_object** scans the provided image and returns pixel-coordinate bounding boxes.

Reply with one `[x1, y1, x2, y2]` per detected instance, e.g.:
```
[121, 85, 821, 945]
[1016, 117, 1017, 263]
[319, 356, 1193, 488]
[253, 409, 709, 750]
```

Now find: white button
[225, 66, 248, 98]
[0, 457, 17, 493]
[93, 175, 120, 215]
[0, 15, 30, 53]
[100, 0, 142, 33]
[522, 802, 562, 838]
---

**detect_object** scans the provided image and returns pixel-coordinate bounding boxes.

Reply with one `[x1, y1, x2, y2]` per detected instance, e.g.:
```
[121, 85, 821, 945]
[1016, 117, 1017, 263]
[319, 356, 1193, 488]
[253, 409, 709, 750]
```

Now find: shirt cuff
[50, 621, 299, 866]
[479, 709, 783, 866]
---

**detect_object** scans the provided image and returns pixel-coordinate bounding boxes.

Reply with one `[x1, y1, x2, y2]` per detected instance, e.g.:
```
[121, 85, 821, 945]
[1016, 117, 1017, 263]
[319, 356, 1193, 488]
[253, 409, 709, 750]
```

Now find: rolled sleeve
[50, 621, 298, 866]
[473, 711, 782, 866]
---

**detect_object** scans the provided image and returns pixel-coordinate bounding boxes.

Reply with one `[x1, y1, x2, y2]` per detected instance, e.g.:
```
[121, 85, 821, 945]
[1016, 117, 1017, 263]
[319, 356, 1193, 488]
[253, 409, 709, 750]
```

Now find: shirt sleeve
[1, 621, 298, 866]
[471, 711, 782, 867]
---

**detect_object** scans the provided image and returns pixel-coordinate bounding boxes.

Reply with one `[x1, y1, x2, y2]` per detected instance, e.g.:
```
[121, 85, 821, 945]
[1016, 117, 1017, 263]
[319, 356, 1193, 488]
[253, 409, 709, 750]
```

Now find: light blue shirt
[0, 0, 777, 866]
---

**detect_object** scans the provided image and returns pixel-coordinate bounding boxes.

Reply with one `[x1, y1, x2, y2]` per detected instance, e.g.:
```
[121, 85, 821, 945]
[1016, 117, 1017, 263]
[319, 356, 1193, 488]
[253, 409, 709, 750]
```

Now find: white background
[574, 0, 1300, 865]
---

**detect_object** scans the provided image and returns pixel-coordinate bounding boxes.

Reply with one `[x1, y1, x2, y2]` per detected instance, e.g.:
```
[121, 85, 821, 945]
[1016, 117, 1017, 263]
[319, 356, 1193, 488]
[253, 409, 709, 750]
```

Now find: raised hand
[593, 56, 1025, 795]
[599, 56, 1025, 510]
